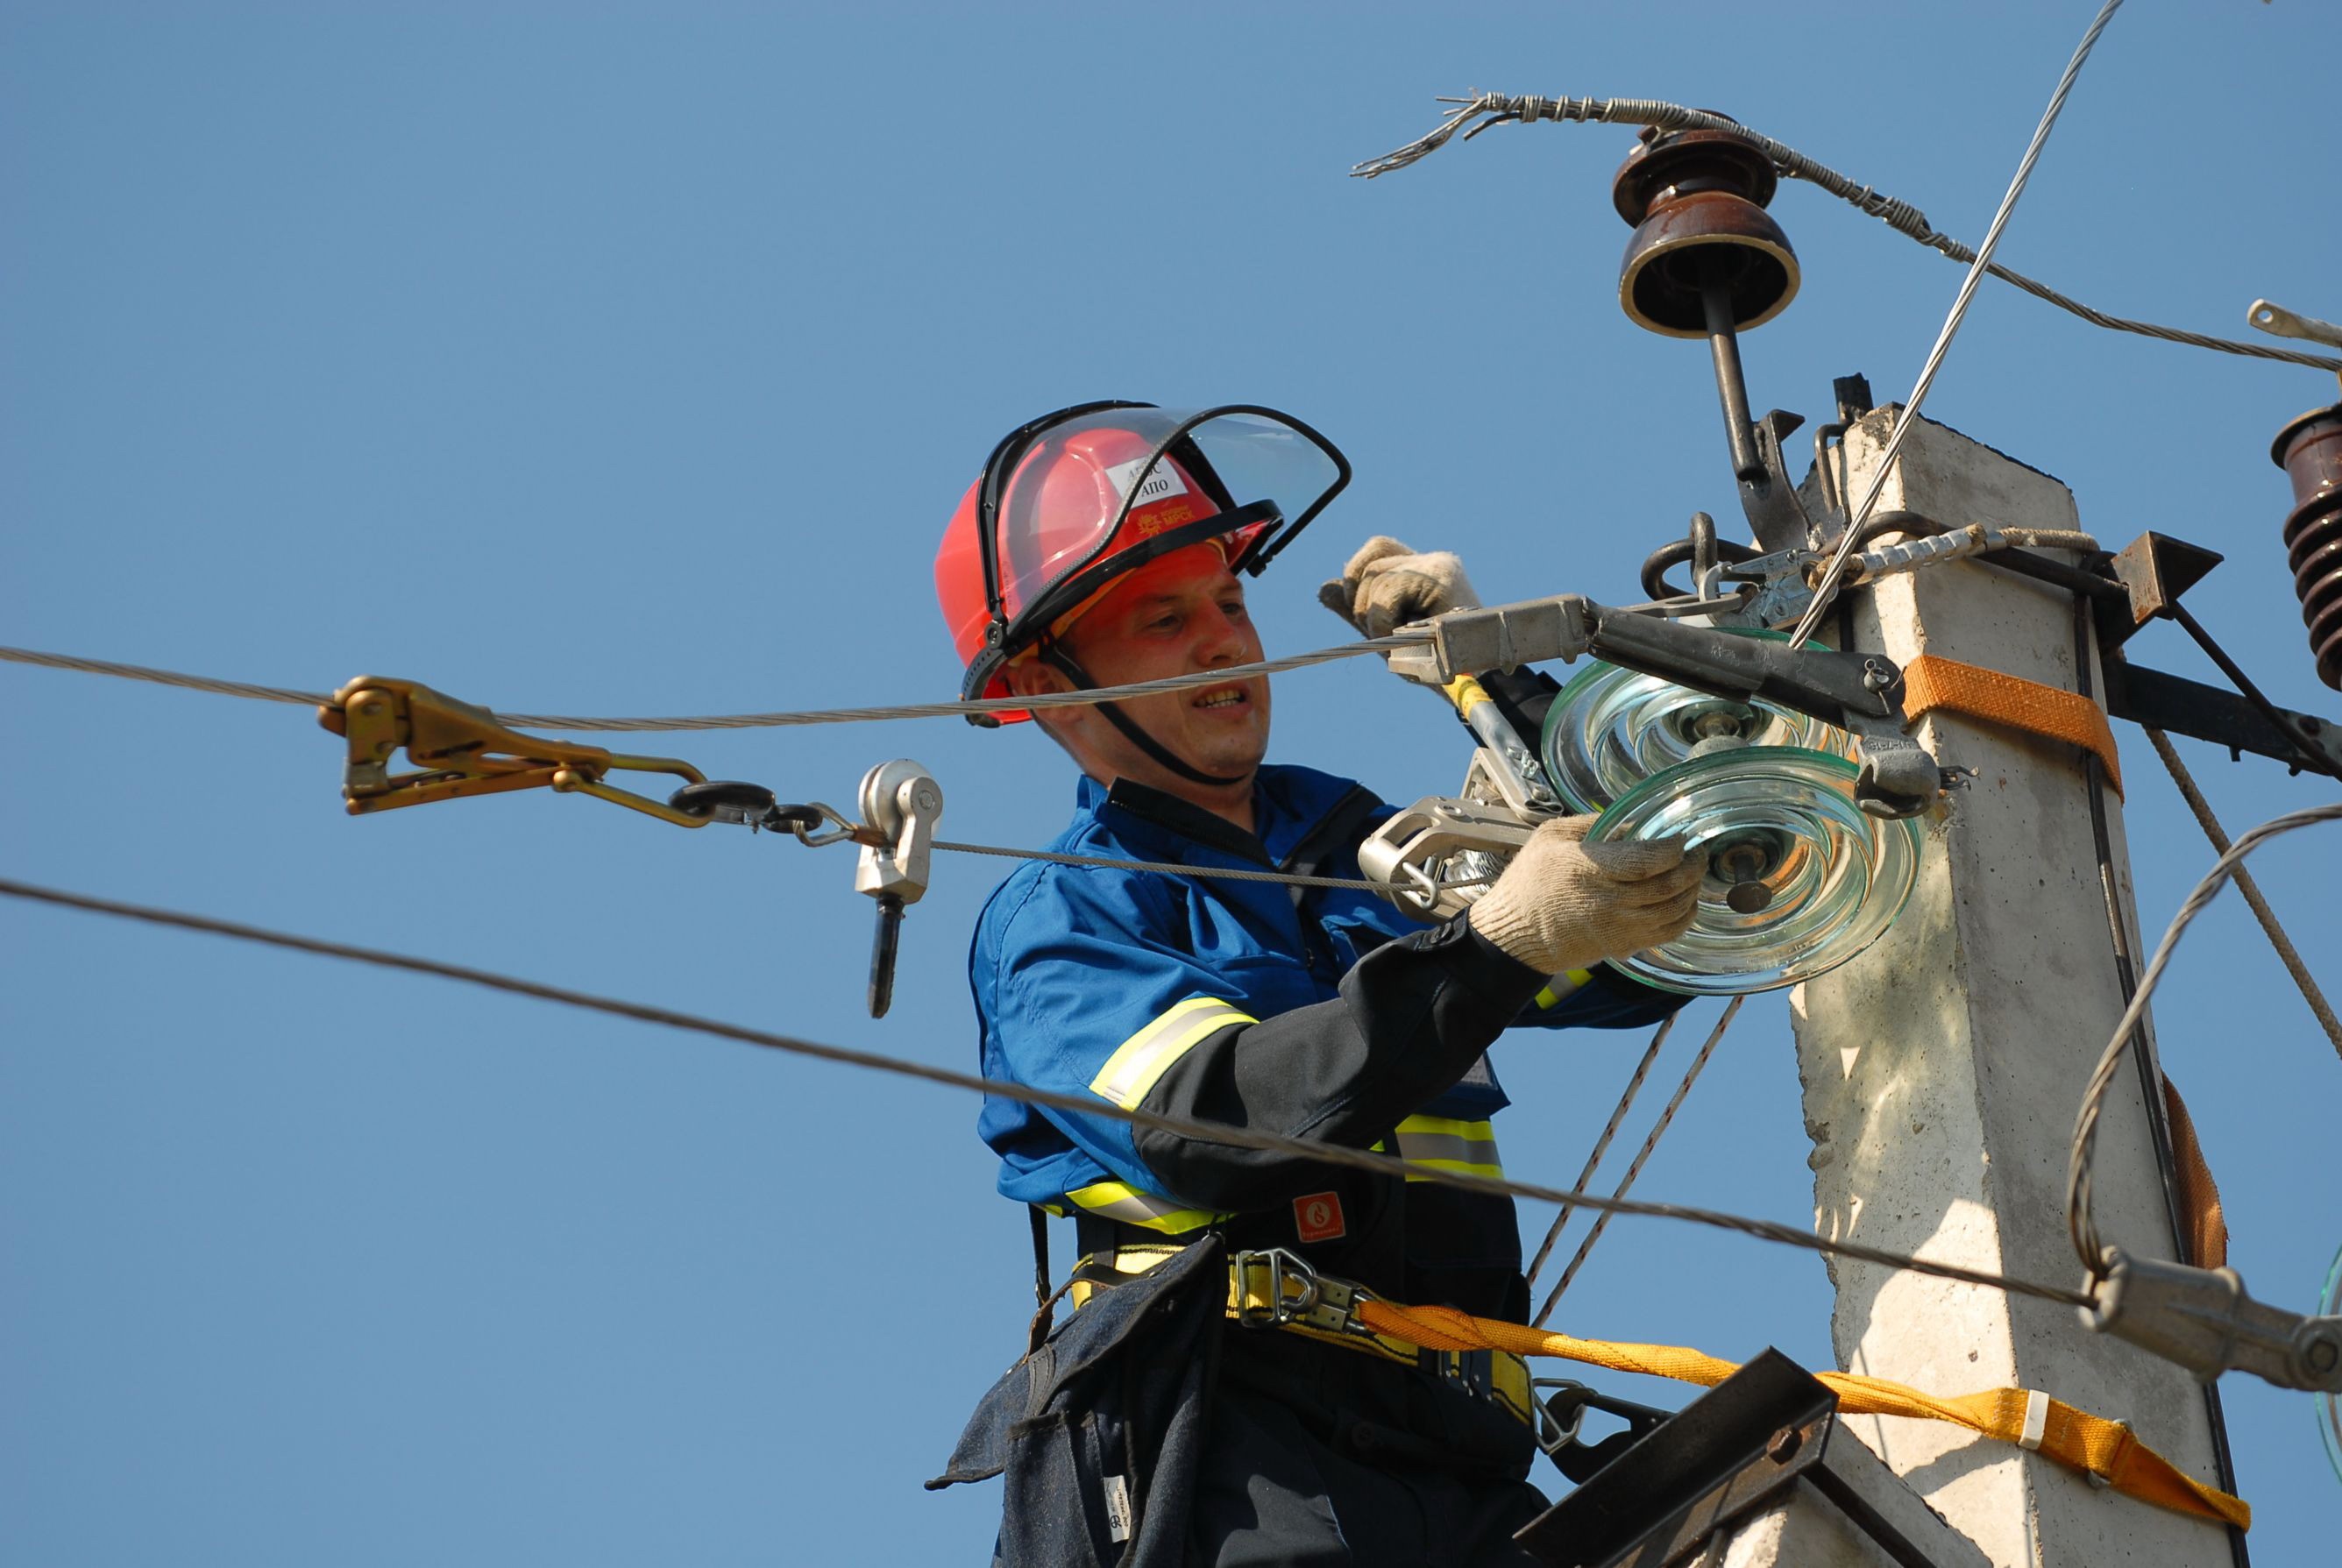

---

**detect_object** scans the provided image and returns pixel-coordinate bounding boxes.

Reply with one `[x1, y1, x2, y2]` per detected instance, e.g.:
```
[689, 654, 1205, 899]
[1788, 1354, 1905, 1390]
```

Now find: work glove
[1318, 536, 1480, 639]
[1466, 816, 1705, 977]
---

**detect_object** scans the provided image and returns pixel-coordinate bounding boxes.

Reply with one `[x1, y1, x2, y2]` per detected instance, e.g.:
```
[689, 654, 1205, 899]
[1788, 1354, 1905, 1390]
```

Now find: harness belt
[1072, 1243, 1537, 1430]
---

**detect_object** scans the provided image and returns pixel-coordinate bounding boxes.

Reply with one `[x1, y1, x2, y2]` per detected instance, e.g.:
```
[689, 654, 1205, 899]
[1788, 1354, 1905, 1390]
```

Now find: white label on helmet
[1104, 454, 1189, 509]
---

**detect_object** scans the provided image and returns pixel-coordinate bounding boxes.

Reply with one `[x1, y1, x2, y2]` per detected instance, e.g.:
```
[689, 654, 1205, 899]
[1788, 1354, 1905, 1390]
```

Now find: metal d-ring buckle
[1531, 1377, 1591, 1457]
[1231, 1247, 1321, 1327]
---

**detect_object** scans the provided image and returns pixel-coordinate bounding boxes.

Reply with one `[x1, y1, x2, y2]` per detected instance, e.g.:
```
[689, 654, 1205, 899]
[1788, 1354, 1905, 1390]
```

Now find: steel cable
[1521, 1013, 1676, 1290]
[2067, 801, 2342, 1275]
[1352, 84, 2339, 379]
[0, 636, 1422, 733]
[0, 873, 2090, 1309]
[1533, 997, 1743, 1326]
[2144, 728, 2342, 1061]
[1792, 0, 2128, 649]
[933, 839, 1385, 893]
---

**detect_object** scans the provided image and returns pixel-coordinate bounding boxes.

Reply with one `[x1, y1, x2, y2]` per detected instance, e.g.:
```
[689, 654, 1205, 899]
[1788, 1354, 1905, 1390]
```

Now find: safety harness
[1068, 1241, 2251, 1530]
[1071, 1244, 1540, 1434]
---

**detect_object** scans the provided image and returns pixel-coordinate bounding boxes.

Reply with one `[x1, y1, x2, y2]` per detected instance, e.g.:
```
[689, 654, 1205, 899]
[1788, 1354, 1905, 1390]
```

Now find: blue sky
[4, 4, 2337, 1561]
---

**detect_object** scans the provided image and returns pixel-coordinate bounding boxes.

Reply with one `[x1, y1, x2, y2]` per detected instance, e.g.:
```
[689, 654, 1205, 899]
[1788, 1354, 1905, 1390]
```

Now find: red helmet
[936, 403, 1350, 723]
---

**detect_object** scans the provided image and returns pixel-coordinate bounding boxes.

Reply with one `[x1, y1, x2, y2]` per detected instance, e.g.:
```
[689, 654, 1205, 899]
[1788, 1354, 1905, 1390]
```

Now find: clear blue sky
[4, 4, 2337, 1561]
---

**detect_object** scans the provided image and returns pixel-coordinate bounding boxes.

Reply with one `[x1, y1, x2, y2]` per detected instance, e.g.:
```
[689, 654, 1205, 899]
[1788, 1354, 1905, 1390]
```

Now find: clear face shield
[962, 403, 1350, 705]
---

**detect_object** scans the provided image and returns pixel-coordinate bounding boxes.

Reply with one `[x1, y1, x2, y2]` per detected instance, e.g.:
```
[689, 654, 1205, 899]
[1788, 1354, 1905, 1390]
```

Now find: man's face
[1035, 542, 1272, 797]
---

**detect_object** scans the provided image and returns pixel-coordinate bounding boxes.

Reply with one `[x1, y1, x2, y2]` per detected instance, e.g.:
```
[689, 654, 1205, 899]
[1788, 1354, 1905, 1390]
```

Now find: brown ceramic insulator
[2272, 404, 2342, 692]
[1612, 126, 1799, 338]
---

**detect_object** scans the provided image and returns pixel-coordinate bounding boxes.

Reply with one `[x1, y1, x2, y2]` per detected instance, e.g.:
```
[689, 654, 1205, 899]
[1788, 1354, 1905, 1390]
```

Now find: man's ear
[1003, 656, 1089, 760]
[1003, 655, 1072, 700]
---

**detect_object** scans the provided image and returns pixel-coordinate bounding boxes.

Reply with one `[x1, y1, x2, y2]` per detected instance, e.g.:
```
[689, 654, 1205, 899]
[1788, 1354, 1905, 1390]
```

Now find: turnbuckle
[1230, 1246, 1323, 1327]
[319, 676, 710, 827]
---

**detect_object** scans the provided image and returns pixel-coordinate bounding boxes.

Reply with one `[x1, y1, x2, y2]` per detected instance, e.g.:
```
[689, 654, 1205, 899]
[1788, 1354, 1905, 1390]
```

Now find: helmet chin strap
[1040, 644, 1249, 790]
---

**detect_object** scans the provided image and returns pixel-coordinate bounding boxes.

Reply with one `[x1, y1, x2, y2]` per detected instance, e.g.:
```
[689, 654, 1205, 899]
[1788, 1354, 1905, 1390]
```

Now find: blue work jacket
[968, 763, 1684, 1316]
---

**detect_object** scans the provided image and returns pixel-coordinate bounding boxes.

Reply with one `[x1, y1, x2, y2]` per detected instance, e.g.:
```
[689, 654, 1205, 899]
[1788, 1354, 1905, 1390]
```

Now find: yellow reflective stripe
[1394, 1114, 1502, 1181]
[1088, 997, 1256, 1110]
[1534, 968, 1595, 1010]
[1064, 1180, 1224, 1234]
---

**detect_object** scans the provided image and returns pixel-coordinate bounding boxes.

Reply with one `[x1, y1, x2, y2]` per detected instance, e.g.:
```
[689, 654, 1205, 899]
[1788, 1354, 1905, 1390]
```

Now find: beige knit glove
[1467, 817, 1704, 976]
[1317, 536, 1480, 638]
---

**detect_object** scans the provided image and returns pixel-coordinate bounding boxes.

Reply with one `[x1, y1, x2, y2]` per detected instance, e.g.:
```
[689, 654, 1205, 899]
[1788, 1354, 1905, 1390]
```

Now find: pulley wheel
[1540, 628, 1854, 814]
[1587, 746, 1920, 996]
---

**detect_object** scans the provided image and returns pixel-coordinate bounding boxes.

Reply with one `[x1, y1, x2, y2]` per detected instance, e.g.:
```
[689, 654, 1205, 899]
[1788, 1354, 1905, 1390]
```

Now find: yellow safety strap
[2161, 1074, 2229, 1270]
[1902, 653, 2124, 796]
[1350, 1298, 2249, 1531]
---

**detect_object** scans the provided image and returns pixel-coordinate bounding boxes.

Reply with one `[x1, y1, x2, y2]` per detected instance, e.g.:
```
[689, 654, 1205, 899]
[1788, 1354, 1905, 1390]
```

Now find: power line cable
[2144, 727, 2342, 1061]
[0, 636, 1423, 733]
[1533, 997, 1743, 1327]
[933, 840, 1385, 893]
[1352, 87, 2340, 378]
[1522, 1013, 1676, 1289]
[2067, 800, 2342, 1275]
[1792, 0, 2129, 648]
[0, 873, 2091, 1310]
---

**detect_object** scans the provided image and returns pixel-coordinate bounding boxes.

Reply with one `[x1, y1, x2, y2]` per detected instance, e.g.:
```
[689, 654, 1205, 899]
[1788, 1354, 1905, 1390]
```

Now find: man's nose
[1193, 603, 1250, 664]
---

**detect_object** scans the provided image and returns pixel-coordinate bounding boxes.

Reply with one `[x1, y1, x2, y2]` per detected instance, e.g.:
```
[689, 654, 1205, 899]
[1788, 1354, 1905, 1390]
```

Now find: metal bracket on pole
[1513, 1349, 1849, 1567]
[2083, 1248, 2342, 1394]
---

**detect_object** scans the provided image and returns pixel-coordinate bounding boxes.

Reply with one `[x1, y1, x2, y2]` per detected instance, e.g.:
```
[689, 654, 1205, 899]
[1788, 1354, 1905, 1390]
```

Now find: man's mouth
[1192, 685, 1250, 711]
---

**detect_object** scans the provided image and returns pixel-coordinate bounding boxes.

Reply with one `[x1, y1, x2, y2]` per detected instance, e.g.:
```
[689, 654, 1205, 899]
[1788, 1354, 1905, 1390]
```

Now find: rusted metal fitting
[1611, 122, 1799, 339]
[2271, 403, 2342, 692]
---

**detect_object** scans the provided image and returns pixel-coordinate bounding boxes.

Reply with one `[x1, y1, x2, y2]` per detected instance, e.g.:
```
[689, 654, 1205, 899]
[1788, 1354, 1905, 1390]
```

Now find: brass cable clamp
[319, 676, 711, 827]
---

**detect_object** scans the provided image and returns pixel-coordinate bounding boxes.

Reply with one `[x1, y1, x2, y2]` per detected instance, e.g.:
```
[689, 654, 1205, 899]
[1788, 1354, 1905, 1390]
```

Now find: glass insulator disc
[2321, 1241, 2342, 1486]
[1587, 746, 1921, 996]
[1541, 628, 1855, 813]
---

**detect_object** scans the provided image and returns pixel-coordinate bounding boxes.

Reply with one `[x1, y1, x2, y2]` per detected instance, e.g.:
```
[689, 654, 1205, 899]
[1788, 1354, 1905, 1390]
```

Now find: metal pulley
[853, 760, 944, 1019]
[669, 760, 942, 1019]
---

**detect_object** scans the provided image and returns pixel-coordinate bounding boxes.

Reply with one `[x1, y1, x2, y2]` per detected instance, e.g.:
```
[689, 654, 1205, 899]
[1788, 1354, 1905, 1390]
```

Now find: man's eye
[1147, 616, 1181, 634]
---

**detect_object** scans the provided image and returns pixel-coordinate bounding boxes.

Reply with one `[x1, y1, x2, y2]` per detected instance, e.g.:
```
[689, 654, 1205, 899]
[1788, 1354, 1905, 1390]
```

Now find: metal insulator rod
[1701, 277, 1764, 483]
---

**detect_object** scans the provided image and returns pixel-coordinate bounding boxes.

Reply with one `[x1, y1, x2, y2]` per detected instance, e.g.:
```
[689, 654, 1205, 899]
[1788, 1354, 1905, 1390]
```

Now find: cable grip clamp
[319, 676, 710, 827]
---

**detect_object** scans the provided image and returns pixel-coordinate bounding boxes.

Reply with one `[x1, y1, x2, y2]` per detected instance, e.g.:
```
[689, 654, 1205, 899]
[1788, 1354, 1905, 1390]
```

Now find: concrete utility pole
[1771, 409, 2235, 1567]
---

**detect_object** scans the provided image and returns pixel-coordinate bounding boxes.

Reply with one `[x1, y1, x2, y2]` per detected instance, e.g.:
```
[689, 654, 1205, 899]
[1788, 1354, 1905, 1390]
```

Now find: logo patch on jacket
[1293, 1191, 1346, 1243]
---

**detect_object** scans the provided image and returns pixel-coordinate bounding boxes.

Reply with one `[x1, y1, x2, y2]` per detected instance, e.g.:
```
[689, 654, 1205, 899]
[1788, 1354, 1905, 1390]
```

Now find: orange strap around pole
[1902, 653, 2124, 796]
[2161, 1074, 2230, 1270]
[1352, 1298, 2249, 1531]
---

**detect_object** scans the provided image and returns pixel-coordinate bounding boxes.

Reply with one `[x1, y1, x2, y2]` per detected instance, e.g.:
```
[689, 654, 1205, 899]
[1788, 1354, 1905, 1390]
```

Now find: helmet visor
[984, 404, 1349, 640]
